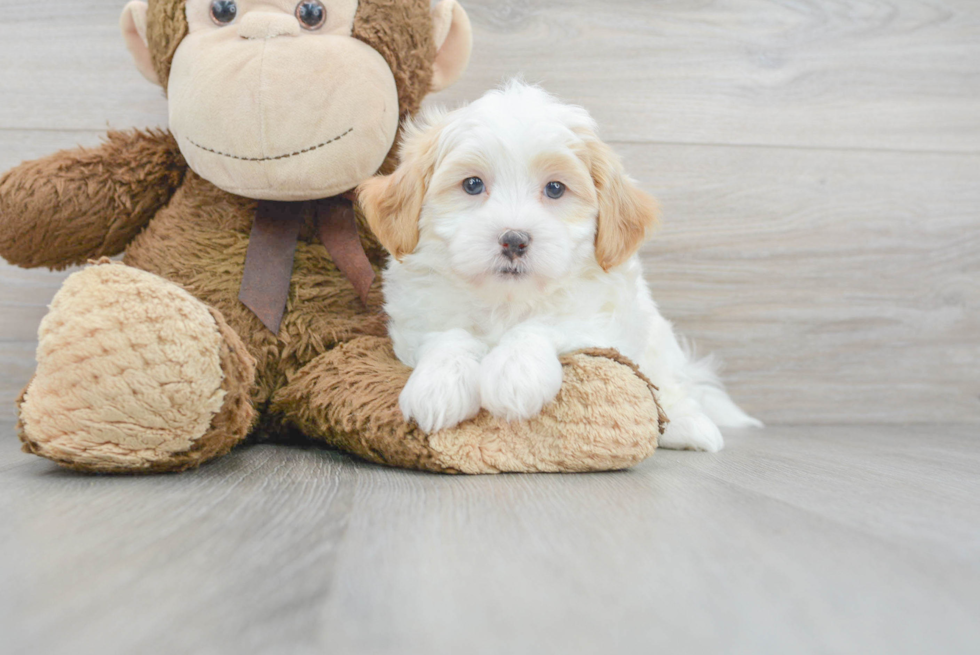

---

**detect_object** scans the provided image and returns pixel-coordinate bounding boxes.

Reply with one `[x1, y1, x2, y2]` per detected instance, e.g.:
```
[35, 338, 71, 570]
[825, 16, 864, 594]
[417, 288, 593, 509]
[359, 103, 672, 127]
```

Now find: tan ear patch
[588, 140, 660, 271]
[358, 120, 443, 260]
[357, 170, 424, 261]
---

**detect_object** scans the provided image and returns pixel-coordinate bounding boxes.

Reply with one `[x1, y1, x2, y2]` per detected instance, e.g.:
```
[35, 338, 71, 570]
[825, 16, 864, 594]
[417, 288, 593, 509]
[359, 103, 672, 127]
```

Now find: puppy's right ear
[358, 124, 441, 261]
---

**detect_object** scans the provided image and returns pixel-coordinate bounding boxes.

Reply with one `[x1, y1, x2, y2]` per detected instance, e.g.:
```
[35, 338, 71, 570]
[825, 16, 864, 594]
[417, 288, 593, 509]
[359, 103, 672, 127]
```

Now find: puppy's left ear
[358, 124, 441, 261]
[587, 140, 660, 271]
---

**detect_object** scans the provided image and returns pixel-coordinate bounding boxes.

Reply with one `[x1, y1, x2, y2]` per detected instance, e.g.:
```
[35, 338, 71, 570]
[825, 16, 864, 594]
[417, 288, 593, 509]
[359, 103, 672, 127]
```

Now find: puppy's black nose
[499, 230, 531, 261]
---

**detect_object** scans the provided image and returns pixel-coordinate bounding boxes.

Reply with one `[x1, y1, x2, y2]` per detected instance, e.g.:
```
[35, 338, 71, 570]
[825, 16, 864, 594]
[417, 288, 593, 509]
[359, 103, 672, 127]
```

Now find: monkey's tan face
[168, 0, 399, 201]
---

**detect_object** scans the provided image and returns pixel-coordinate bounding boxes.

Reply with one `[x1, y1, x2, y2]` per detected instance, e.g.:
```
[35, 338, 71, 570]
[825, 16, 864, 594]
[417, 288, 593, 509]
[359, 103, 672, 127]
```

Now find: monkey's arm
[0, 129, 185, 270]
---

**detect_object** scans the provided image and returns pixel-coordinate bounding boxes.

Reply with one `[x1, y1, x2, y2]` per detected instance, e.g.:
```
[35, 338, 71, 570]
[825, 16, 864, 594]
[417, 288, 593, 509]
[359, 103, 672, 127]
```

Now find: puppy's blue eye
[210, 0, 237, 24]
[545, 181, 566, 199]
[463, 177, 485, 195]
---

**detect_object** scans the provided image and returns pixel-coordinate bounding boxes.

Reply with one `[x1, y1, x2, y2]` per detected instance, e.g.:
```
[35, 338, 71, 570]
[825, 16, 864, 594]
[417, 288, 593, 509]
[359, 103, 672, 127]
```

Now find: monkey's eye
[545, 181, 566, 199]
[296, 0, 327, 30]
[209, 0, 238, 25]
[463, 177, 485, 196]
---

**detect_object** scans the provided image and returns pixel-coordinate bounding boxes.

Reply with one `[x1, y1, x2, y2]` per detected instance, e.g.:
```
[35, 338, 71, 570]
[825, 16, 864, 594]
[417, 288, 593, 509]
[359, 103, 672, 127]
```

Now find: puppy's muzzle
[499, 230, 531, 261]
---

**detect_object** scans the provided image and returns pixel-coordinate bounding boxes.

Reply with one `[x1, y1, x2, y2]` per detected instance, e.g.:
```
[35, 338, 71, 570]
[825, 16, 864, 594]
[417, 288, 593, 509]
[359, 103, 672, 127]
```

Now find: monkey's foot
[275, 336, 665, 474]
[18, 262, 256, 473]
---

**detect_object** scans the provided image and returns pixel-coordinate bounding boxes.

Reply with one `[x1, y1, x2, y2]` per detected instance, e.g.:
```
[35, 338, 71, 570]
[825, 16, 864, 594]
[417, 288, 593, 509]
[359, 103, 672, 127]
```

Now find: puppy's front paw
[399, 357, 482, 434]
[659, 410, 724, 452]
[480, 339, 563, 422]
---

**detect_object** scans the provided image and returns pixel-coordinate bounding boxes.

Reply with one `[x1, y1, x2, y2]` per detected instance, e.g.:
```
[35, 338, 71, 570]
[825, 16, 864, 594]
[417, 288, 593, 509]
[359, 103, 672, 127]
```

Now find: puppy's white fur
[359, 81, 761, 451]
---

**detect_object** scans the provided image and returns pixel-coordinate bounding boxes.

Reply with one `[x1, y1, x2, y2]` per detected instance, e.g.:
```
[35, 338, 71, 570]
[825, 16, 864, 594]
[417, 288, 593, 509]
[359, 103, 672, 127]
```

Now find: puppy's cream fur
[359, 81, 760, 451]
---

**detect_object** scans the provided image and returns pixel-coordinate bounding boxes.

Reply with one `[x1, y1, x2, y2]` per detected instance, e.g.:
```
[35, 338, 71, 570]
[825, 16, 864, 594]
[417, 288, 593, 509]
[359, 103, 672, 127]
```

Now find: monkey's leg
[17, 262, 256, 473]
[273, 336, 663, 474]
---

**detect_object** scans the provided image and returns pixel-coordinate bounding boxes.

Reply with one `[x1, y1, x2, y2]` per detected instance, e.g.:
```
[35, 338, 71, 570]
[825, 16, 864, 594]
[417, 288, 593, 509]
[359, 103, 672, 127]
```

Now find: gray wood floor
[2, 0, 978, 424]
[1, 1, 979, 653]
[2, 422, 978, 655]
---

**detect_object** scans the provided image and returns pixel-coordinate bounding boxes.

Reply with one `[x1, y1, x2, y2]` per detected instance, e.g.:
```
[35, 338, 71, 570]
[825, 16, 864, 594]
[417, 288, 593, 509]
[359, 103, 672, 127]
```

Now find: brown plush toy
[0, 0, 665, 474]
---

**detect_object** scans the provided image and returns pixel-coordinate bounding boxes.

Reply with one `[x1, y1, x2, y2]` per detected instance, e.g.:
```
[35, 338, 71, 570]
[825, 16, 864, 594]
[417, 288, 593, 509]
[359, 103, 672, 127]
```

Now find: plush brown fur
[0, 130, 185, 269]
[273, 338, 664, 474]
[353, 0, 436, 119]
[146, 0, 188, 91]
[0, 0, 666, 474]
[123, 166, 390, 408]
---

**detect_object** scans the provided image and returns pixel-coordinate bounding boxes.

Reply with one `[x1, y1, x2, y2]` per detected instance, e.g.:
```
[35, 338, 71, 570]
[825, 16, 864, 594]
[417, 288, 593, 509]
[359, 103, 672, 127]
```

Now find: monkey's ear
[121, 1, 161, 86]
[430, 0, 472, 93]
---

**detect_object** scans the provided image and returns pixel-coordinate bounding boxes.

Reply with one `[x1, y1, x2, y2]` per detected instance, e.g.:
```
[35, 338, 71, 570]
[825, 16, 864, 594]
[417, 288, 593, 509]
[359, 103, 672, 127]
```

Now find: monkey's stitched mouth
[185, 127, 354, 162]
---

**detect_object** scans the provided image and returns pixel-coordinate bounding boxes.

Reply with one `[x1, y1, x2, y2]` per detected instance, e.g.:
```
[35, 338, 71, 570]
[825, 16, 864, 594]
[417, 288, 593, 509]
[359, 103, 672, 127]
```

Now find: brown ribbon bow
[238, 195, 376, 334]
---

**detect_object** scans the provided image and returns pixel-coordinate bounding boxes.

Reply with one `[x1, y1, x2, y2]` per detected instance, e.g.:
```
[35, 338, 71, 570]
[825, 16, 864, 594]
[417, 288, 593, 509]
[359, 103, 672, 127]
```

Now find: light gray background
[1, 1, 977, 654]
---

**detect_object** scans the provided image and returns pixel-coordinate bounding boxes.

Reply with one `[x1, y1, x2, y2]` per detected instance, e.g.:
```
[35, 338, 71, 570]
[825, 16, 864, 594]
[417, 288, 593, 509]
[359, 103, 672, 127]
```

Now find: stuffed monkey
[0, 0, 664, 474]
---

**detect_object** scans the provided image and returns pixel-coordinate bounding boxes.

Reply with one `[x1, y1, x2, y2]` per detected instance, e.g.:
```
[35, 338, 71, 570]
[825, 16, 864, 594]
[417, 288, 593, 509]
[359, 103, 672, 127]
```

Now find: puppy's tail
[682, 345, 763, 429]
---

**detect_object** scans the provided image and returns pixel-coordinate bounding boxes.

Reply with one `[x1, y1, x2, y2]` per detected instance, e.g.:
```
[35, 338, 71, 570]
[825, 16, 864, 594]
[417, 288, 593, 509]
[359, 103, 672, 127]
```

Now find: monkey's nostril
[499, 230, 531, 261]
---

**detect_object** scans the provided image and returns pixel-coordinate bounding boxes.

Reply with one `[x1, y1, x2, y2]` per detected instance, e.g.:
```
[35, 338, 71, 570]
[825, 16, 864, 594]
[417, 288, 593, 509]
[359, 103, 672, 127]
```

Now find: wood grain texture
[0, 343, 35, 422]
[1, 1, 979, 424]
[628, 143, 980, 423]
[2, 5, 978, 653]
[2, 422, 978, 655]
[2, 1, 979, 151]
[0, 2, 168, 133]
[431, 0, 980, 152]
[3, 139, 977, 423]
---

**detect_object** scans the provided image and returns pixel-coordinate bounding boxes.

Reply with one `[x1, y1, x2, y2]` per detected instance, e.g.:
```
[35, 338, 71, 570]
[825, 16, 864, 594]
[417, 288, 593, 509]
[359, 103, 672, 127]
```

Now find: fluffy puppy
[358, 81, 760, 451]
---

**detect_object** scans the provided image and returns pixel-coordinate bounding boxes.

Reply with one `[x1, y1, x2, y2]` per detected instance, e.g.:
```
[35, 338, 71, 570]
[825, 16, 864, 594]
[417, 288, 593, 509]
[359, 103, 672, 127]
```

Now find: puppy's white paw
[480, 337, 563, 422]
[659, 409, 725, 452]
[399, 356, 482, 434]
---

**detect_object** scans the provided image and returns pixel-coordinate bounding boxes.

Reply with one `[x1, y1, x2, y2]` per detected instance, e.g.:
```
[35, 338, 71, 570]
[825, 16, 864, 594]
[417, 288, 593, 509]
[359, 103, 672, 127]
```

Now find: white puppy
[358, 81, 760, 451]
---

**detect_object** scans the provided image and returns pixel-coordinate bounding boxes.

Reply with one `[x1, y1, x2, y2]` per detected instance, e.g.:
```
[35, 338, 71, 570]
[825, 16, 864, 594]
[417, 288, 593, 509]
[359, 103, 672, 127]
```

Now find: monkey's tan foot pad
[275, 336, 666, 474]
[17, 262, 256, 473]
